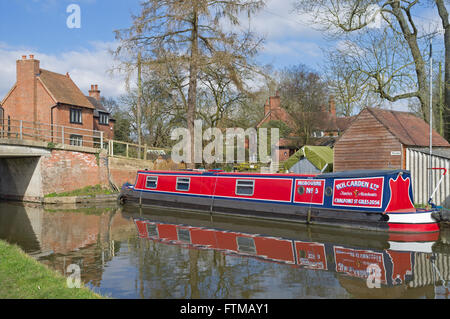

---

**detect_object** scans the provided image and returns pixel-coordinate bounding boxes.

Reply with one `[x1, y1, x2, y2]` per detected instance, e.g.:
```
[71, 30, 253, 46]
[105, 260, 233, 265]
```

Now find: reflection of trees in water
[126, 236, 347, 298]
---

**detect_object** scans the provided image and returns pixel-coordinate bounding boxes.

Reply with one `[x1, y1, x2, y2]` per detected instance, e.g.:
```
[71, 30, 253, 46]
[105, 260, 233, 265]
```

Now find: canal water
[0, 201, 450, 299]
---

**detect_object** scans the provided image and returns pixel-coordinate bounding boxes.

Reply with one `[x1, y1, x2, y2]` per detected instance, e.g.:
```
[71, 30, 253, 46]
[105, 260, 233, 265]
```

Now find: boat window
[177, 228, 191, 243]
[235, 180, 255, 196]
[146, 176, 158, 189]
[146, 223, 158, 237]
[176, 177, 190, 191]
[325, 186, 333, 197]
[297, 186, 305, 195]
[237, 236, 256, 254]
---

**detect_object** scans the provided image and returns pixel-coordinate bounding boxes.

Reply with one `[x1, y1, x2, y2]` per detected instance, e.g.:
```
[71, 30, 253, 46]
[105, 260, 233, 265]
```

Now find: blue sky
[0, 0, 335, 100]
[0, 0, 444, 109]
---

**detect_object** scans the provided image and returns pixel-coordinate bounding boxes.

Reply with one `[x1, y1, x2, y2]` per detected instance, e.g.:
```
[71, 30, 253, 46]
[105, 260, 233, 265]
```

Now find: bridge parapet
[1, 118, 105, 149]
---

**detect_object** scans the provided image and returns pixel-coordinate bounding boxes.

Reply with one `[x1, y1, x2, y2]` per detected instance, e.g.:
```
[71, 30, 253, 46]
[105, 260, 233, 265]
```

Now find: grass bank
[45, 185, 116, 198]
[0, 240, 104, 299]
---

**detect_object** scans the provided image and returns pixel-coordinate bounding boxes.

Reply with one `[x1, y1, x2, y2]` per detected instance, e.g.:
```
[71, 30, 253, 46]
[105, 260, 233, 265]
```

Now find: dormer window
[99, 112, 109, 125]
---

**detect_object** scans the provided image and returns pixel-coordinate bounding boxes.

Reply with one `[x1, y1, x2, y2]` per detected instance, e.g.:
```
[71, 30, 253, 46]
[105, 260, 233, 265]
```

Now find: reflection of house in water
[0, 202, 135, 287]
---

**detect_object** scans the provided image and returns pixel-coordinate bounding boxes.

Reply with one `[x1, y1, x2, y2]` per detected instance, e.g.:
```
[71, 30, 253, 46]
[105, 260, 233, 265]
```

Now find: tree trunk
[436, 0, 450, 140]
[187, 5, 199, 168]
[137, 51, 142, 159]
[390, 1, 429, 122]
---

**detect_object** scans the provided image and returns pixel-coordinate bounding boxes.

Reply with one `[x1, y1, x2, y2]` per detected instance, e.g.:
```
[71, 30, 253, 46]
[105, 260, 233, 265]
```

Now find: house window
[99, 112, 109, 125]
[235, 180, 255, 196]
[176, 177, 190, 191]
[70, 108, 82, 124]
[69, 134, 83, 146]
[145, 176, 158, 189]
[312, 131, 324, 138]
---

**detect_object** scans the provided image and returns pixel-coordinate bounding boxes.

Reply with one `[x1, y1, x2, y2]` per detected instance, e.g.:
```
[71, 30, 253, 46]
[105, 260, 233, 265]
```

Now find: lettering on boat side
[179, 303, 269, 316]
[332, 177, 384, 208]
[294, 179, 325, 205]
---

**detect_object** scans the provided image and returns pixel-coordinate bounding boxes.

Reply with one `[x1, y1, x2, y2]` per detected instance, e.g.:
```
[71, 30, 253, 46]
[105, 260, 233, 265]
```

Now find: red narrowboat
[119, 169, 441, 233]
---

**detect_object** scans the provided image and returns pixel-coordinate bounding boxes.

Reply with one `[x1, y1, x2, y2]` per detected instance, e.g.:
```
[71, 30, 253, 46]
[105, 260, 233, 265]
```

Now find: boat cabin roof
[137, 170, 317, 178]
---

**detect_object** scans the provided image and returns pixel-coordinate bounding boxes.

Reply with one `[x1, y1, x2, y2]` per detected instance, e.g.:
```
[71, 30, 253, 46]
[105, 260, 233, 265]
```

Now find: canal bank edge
[43, 193, 118, 205]
[0, 240, 106, 299]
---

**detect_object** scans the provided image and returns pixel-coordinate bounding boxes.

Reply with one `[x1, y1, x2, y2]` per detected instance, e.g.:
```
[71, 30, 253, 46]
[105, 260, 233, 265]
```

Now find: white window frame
[145, 176, 158, 189]
[99, 112, 109, 125]
[235, 179, 255, 196]
[70, 108, 82, 124]
[176, 177, 190, 191]
[69, 134, 83, 146]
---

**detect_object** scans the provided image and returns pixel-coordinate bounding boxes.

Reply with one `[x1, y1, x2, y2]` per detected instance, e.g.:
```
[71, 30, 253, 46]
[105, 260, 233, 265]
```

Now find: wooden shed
[334, 107, 450, 172]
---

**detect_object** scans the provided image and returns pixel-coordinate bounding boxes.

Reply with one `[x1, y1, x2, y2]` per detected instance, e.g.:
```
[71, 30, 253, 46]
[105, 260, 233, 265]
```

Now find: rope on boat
[427, 168, 447, 208]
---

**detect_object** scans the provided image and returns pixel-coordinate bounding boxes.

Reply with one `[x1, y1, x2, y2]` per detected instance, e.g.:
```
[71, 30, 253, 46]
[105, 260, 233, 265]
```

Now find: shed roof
[366, 107, 449, 147]
[285, 145, 333, 172]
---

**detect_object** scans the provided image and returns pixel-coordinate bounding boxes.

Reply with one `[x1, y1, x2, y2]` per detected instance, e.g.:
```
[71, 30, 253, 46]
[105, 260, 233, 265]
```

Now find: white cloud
[0, 41, 127, 101]
[263, 40, 321, 58]
[240, 0, 322, 41]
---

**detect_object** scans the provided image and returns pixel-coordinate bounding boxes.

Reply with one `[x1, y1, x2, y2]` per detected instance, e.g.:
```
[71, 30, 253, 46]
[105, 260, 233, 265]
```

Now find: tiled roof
[38, 69, 94, 109]
[366, 107, 449, 147]
[86, 96, 109, 113]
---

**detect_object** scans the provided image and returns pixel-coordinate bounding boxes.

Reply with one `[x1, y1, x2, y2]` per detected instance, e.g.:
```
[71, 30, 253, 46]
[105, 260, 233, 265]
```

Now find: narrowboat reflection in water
[129, 207, 450, 298]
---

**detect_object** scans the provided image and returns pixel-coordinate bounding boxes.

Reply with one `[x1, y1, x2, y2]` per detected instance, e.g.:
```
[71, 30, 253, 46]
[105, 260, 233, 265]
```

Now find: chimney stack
[17, 54, 40, 83]
[329, 95, 336, 117]
[89, 84, 101, 101]
[264, 99, 270, 116]
[269, 93, 280, 110]
[16, 54, 40, 122]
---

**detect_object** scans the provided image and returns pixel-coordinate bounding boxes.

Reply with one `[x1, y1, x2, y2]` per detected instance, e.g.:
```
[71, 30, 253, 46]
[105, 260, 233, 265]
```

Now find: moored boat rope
[428, 168, 447, 208]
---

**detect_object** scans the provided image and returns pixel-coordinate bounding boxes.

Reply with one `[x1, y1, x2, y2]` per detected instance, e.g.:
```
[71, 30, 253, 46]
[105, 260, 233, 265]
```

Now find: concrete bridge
[0, 138, 108, 202]
[0, 140, 167, 203]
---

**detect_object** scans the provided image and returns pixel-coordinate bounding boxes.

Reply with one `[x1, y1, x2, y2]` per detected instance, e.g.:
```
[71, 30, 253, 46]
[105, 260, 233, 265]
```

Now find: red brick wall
[54, 104, 95, 146]
[41, 149, 109, 195]
[94, 117, 114, 140]
[109, 168, 138, 187]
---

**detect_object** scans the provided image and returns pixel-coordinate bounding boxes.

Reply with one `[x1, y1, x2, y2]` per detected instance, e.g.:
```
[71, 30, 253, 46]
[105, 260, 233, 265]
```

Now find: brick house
[333, 107, 450, 172]
[256, 92, 353, 162]
[86, 84, 115, 141]
[0, 55, 114, 147]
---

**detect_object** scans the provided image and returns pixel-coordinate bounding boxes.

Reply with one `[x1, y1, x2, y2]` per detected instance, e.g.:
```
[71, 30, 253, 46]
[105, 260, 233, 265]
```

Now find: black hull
[119, 189, 390, 232]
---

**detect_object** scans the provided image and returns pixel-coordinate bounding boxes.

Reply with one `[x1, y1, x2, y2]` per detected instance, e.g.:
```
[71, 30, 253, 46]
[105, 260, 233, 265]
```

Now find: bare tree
[278, 64, 329, 144]
[294, 0, 449, 139]
[114, 0, 266, 165]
